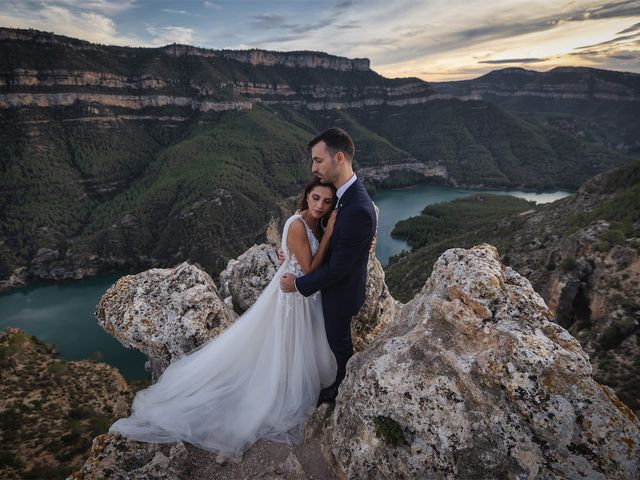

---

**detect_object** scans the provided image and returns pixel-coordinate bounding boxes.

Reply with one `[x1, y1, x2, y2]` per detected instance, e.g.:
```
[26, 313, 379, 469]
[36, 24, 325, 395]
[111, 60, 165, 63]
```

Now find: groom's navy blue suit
[296, 178, 376, 385]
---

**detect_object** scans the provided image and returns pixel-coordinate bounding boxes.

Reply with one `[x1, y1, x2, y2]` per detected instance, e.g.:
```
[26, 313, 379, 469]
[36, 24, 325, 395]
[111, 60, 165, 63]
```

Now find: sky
[0, 0, 639, 81]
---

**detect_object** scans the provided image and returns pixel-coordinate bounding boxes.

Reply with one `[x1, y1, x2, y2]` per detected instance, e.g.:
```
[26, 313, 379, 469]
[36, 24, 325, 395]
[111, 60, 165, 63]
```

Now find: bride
[109, 178, 338, 457]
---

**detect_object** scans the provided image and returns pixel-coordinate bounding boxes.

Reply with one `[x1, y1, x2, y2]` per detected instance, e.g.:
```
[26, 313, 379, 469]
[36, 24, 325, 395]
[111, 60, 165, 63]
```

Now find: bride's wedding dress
[109, 213, 337, 456]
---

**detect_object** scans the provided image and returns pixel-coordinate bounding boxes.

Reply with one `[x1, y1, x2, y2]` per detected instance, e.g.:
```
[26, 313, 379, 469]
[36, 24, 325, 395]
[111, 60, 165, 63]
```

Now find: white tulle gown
[109, 213, 337, 456]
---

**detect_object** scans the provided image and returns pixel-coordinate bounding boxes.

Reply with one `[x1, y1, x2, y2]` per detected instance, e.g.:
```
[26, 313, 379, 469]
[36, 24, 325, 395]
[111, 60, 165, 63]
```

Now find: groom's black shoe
[317, 383, 340, 406]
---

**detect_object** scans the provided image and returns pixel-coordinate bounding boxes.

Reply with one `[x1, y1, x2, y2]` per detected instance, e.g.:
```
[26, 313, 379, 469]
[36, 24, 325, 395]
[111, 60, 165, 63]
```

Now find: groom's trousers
[325, 312, 354, 385]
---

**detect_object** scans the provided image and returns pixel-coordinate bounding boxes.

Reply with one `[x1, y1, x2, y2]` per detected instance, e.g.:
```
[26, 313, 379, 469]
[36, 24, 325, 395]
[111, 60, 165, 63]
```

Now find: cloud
[249, 13, 290, 30]
[335, 0, 355, 10]
[616, 21, 640, 34]
[161, 9, 190, 16]
[47, 0, 136, 14]
[203, 1, 223, 10]
[479, 57, 547, 64]
[0, 0, 146, 45]
[582, 0, 640, 20]
[368, 1, 640, 67]
[248, 0, 358, 46]
[146, 26, 195, 46]
[575, 31, 640, 49]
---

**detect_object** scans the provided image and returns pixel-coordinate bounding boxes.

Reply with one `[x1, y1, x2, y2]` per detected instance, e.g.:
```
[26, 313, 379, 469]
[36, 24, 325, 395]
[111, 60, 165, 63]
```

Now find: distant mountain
[432, 67, 640, 155]
[0, 28, 633, 290]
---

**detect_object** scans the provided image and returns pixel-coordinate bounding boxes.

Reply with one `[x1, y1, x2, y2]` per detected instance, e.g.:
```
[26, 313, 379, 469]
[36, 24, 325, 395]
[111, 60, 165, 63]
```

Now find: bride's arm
[286, 212, 336, 274]
[309, 210, 336, 272]
[286, 220, 314, 274]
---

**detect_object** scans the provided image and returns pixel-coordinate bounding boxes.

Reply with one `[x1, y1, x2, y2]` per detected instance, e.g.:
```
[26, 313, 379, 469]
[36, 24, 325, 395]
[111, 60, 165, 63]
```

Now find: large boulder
[218, 244, 280, 313]
[322, 244, 640, 479]
[69, 433, 189, 480]
[95, 262, 236, 380]
[352, 250, 400, 351]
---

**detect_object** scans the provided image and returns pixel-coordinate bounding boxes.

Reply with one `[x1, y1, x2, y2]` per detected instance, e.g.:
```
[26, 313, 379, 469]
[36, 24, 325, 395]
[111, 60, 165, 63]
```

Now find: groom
[280, 127, 377, 404]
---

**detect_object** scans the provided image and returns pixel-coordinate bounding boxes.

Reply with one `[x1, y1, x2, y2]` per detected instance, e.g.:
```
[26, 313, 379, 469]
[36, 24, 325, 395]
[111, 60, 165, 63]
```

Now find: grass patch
[373, 415, 408, 447]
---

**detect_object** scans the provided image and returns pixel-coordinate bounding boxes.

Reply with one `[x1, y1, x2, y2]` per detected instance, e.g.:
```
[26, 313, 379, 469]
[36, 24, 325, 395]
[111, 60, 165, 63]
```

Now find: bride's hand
[325, 210, 338, 237]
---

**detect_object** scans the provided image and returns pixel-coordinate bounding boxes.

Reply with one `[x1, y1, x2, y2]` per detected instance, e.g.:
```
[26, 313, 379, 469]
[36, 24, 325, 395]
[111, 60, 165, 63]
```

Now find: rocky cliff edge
[74, 243, 638, 479]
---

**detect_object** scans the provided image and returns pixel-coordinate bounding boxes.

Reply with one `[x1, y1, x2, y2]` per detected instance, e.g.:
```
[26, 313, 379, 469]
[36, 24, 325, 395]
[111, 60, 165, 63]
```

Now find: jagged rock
[71, 413, 334, 480]
[322, 244, 640, 479]
[385, 164, 640, 414]
[352, 251, 400, 351]
[95, 262, 236, 380]
[218, 244, 280, 313]
[254, 451, 306, 480]
[69, 433, 189, 480]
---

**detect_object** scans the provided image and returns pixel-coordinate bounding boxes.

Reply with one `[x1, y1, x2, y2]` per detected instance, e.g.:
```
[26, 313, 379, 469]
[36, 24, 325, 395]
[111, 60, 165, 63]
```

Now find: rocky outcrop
[358, 162, 448, 184]
[351, 251, 400, 351]
[70, 433, 190, 480]
[0, 69, 169, 89]
[385, 162, 640, 414]
[0, 27, 438, 114]
[0, 92, 255, 112]
[163, 45, 371, 72]
[499, 170, 640, 414]
[0, 89, 444, 112]
[95, 262, 236, 380]
[0, 69, 429, 100]
[218, 244, 280, 312]
[0, 28, 369, 73]
[73, 427, 337, 480]
[0, 328, 132, 480]
[322, 244, 640, 479]
[77, 242, 639, 478]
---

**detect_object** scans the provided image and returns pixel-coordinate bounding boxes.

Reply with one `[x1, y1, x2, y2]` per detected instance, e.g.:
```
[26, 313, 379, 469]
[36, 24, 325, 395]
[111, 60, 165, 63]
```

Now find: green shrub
[559, 256, 578, 272]
[21, 463, 74, 479]
[601, 228, 626, 244]
[47, 361, 70, 377]
[373, 415, 408, 447]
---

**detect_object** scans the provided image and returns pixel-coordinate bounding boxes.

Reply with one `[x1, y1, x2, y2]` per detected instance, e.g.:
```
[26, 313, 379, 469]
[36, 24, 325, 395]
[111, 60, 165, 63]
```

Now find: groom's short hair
[308, 127, 355, 161]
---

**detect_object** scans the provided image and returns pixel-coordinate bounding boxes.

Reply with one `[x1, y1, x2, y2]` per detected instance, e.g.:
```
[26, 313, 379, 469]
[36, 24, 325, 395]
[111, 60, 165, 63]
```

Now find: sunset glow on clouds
[0, 0, 638, 81]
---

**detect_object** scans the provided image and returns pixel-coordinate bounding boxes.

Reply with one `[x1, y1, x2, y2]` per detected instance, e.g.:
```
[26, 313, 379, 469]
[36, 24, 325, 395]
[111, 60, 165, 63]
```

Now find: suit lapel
[336, 179, 361, 210]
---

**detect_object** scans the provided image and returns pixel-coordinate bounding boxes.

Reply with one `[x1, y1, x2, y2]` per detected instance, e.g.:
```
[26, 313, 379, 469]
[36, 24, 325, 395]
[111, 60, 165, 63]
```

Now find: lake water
[0, 273, 148, 379]
[0, 184, 570, 379]
[373, 185, 571, 266]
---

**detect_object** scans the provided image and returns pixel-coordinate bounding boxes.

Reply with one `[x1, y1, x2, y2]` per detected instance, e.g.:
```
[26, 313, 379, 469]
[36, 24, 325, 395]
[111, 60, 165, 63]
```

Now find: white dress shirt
[337, 174, 357, 204]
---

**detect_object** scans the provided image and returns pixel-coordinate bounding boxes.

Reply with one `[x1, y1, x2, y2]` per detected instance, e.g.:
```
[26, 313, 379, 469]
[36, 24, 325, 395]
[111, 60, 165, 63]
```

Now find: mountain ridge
[0, 27, 633, 292]
[0, 27, 371, 71]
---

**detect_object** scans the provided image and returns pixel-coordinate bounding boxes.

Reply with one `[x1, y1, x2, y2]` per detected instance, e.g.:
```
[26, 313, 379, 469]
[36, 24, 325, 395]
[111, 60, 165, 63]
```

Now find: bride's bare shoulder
[287, 217, 307, 243]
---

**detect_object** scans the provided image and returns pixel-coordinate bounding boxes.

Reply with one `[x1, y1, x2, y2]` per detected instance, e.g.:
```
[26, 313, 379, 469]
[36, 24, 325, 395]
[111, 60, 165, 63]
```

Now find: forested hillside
[0, 28, 634, 290]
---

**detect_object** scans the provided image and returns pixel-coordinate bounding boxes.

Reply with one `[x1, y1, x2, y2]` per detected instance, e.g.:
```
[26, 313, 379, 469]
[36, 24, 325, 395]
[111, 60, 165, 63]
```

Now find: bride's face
[307, 186, 334, 219]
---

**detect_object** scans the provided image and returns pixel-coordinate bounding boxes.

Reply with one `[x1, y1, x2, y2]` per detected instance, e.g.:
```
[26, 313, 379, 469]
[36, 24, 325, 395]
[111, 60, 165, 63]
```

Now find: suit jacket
[296, 179, 377, 317]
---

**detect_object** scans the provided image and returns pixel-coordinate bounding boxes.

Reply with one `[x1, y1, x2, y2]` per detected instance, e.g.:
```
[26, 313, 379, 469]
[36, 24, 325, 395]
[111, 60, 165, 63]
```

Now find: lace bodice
[283, 213, 320, 277]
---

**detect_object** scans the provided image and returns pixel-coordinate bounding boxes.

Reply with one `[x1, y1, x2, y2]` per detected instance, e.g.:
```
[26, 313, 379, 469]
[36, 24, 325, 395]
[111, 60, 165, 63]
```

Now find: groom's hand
[280, 273, 298, 293]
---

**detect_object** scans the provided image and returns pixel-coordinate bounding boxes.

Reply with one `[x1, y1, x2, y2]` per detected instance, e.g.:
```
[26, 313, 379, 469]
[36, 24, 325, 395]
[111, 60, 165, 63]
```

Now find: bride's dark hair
[297, 177, 337, 216]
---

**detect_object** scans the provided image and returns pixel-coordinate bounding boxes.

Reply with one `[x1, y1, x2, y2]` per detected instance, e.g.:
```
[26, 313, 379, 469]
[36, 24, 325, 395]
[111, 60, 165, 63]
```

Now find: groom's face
[311, 141, 340, 186]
